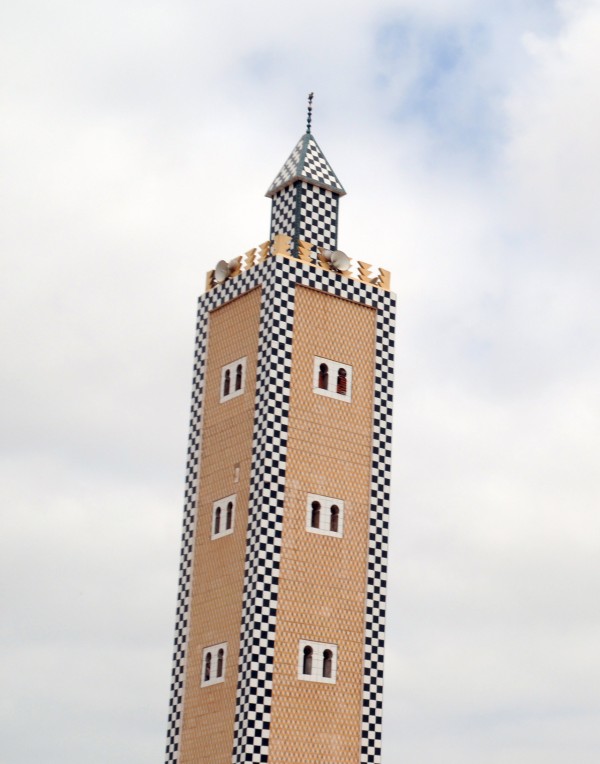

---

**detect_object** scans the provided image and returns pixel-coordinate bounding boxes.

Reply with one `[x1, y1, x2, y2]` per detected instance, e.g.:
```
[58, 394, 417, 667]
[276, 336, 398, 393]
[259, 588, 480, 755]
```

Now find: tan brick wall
[180, 287, 262, 764]
[269, 285, 377, 762]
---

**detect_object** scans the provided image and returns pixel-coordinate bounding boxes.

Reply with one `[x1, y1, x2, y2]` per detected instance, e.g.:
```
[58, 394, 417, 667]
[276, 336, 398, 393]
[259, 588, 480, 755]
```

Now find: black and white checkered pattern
[163, 303, 204, 763]
[297, 181, 338, 250]
[360, 289, 395, 764]
[270, 181, 339, 251]
[270, 184, 296, 240]
[164, 256, 395, 764]
[268, 133, 344, 252]
[231, 262, 295, 763]
[163, 262, 270, 763]
[266, 133, 345, 197]
[266, 135, 304, 196]
[302, 135, 343, 192]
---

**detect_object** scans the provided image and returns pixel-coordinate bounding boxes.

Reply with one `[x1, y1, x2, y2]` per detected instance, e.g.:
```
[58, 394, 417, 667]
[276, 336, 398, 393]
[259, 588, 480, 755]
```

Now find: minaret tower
[165, 99, 395, 764]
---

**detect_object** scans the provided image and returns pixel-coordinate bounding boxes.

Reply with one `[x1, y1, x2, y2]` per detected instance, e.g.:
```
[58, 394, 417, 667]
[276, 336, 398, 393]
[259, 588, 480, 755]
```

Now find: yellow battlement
[205, 234, 391, 293]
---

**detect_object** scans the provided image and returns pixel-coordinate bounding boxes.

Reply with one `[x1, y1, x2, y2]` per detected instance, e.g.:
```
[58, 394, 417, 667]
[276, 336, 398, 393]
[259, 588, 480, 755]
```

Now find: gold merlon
[205, 235, 392, 292]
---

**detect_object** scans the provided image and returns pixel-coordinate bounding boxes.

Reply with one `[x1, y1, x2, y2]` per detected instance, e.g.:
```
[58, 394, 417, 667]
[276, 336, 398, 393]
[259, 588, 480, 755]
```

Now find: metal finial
[306, 92, 314, 134]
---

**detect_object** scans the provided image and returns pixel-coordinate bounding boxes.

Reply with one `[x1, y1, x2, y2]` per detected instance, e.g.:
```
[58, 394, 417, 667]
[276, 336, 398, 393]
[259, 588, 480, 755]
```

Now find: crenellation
[205, 234, 392, 293]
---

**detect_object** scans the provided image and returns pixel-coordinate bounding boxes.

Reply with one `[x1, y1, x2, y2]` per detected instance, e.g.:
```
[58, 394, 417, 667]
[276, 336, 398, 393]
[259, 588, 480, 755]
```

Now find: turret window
[220, 357, 247, 402]
[306, 494, 344, 537]
[313, 356, 352, 401]
[298, 640, 338, 683]
[201, 642, 227, 687]
[211, 494, 236, 540]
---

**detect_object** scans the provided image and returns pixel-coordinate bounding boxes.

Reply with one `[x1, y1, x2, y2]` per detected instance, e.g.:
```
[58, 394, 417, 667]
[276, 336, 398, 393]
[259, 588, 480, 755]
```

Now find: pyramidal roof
[266, 132, 346, 198]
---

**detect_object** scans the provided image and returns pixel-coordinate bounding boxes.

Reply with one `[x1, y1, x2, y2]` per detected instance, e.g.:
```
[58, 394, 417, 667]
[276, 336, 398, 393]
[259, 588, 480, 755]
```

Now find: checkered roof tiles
[266, 133, 346, 197]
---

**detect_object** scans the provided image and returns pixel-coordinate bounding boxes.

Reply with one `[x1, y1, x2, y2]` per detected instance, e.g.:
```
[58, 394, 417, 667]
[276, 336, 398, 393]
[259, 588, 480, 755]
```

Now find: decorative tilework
[297, 182, 338, 251]
[266, 133, 345, 197]
[267, 136, 304, 197]
[164, 303, 204, 764]
[164, 263, 267, 763]
[268, 133, 344, 253]
[361, 289, 395, 764]
[231, 263, 295, 764]
[165, 255, 395, 764]
[302, 136, 344, 194]
[286, 260, 395, 764]
[270, 185, 296, 241]
[270, 181, 339, 251]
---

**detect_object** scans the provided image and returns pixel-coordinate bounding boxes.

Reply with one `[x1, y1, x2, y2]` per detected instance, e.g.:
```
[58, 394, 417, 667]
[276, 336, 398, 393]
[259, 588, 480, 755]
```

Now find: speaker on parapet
[322, 250, 351, 272]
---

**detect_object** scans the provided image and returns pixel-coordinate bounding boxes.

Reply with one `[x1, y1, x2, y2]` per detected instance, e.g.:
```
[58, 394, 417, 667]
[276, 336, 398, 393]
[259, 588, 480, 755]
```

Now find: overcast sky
[1, 1, 600, 762]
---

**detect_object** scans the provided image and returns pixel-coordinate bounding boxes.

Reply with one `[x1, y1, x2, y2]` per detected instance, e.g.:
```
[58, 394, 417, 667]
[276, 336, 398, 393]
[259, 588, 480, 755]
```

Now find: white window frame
[298, 640, 338, 684]
[211, 494, 236, 540]
[201, 642, 228, 687]
[313, 356, 352, 402]
[220, 357, 247, 403]
[306, 493, 344, 538]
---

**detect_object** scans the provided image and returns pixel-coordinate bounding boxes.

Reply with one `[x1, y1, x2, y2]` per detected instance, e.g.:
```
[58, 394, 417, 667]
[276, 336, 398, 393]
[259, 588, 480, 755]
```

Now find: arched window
[311, 501, 320, 529]
[214, 506, 221, 535]
[204, 652, 212, 682]
[330, 505, 339, 533]
[318, 363, 329, 390]
[307, 495, 344, 538]
[323, 649, 333, 679]
[336, 368, 347, 395]
[226, 502, 233, 531]
[216, 648, 224, 678]
[235, 364, 243, 391]
[303, 645, 313, 675]
[223, 369, 231, 397]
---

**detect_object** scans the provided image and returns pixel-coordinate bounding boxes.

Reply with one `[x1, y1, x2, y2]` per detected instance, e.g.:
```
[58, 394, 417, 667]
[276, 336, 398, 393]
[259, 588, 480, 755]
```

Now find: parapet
[204, 234, 391, 293]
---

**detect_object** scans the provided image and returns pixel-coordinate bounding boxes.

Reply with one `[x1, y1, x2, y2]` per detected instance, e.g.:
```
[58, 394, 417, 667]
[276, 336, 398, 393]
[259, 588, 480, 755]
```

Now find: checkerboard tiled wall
[164, 256, 395, 763]
[270, 181, 339, 252]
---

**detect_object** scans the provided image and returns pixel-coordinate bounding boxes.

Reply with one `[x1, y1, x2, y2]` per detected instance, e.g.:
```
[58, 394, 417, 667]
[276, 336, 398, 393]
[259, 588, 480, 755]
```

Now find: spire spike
[306, 92, 314, 134]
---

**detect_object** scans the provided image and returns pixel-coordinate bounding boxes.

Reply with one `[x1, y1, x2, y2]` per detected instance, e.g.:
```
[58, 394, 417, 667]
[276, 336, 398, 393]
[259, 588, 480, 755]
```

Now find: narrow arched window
[330, 505, 339, 533]
[311, 501, 320, 529]
[216, 648, 224, 678]
[226, 502, 233, 530]
[204, 652, 212, 682]
[323, 649, 333, 678]
[235, 364, 243, 391]
[336, 367, 347, 395]
[214, 506, 221, 535]
[303, 645, 313, 675]
[223, 369, 231, 397]
[318, 363, 329, 390]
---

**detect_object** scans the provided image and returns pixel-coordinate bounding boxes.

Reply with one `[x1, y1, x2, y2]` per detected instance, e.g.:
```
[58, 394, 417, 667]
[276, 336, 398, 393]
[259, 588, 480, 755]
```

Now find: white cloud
[505, 0, 600, 256]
